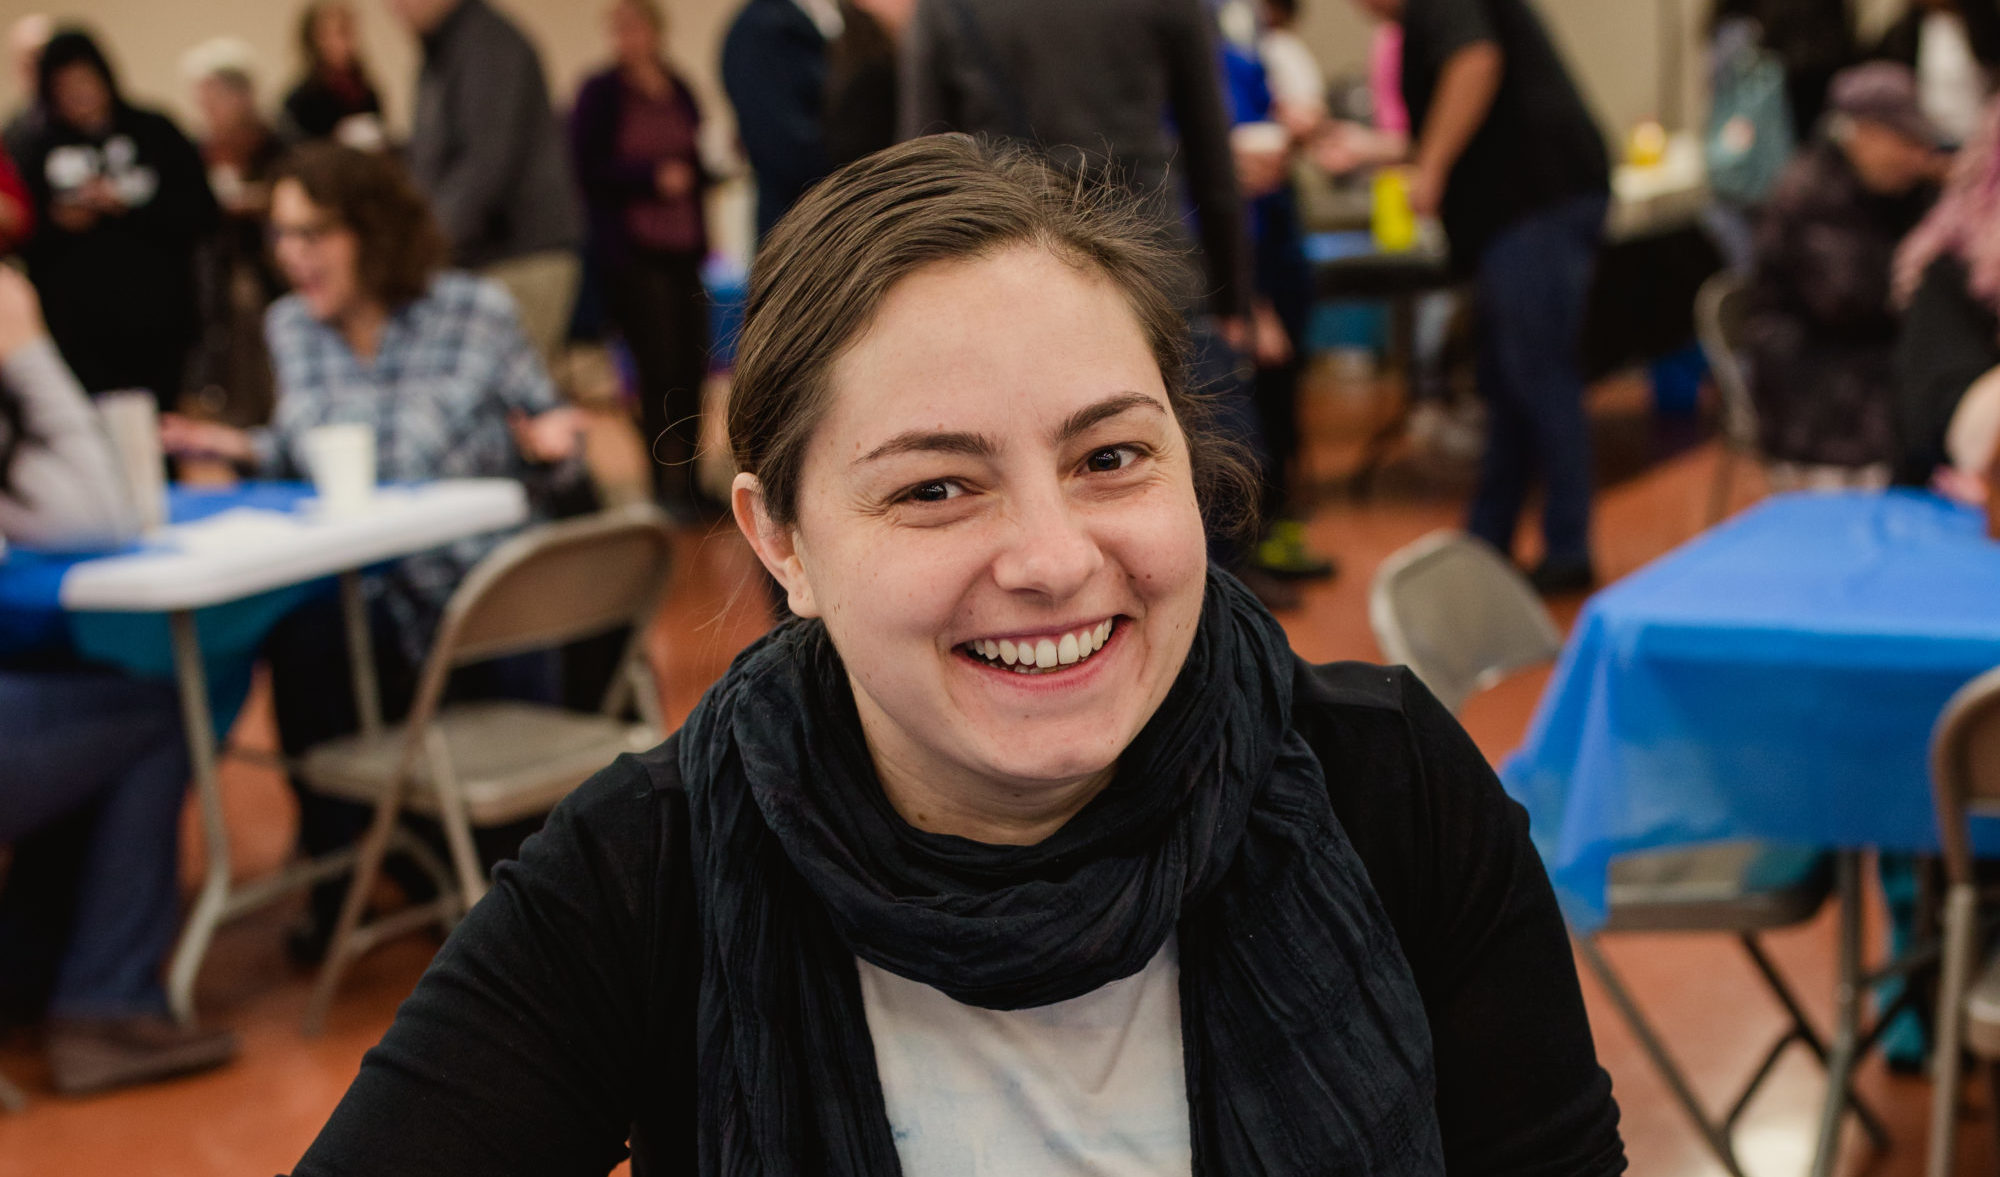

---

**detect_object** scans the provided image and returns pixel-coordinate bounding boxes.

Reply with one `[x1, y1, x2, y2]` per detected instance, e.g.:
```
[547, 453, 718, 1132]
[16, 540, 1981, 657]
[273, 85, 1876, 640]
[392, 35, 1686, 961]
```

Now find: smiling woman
[292, 136, 1627, 1177]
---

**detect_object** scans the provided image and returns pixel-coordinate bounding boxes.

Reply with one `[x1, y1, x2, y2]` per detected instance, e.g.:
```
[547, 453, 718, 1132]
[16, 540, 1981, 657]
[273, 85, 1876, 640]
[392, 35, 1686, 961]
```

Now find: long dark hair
[35, 28, 125, 122]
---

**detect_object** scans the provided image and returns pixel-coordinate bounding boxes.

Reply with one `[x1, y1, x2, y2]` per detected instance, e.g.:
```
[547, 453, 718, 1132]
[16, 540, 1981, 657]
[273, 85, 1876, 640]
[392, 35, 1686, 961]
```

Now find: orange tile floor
[1, 370, 1992, 1176]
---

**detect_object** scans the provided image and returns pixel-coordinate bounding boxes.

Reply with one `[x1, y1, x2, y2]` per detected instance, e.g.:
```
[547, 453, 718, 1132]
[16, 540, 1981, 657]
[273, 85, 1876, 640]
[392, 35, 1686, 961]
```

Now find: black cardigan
[293, 662, 1626, 1177]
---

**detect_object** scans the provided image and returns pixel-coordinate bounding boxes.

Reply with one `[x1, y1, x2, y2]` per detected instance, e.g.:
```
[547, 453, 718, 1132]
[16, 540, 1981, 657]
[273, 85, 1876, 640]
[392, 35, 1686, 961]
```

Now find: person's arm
[0, 270, 139, 550]
[1161, 0, 1253, 320]
[425, 33, 539, 256]
[294, 754, 681, 1176]
[1894, 255, 2000, 485]
[1394, 671, 1625, 1175]
[1408, 42, 1502, 216]
[1302, 661, 1625, 1176]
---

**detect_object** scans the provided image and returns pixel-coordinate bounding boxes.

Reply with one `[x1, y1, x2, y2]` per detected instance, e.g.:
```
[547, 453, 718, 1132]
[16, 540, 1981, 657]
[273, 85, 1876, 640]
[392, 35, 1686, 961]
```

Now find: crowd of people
[1, 0, 1998, 1171]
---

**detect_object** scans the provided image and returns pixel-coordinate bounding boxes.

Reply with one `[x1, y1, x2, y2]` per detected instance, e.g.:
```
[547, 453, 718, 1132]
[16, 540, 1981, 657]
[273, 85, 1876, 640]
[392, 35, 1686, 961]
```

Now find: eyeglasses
[267, 218, 344, 247]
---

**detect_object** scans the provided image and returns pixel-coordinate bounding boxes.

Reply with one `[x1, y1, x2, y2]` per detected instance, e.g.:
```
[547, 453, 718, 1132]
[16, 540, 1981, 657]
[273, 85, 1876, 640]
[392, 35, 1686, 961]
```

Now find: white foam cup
[302, 423, 377, 516]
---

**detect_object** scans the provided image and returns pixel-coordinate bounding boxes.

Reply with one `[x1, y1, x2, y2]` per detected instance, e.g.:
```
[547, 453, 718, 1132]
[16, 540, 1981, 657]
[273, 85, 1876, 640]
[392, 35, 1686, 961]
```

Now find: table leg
[1811, 850, 1866, 1177]
[339, 571, 383, 738]
[164, 610, 230, 1028]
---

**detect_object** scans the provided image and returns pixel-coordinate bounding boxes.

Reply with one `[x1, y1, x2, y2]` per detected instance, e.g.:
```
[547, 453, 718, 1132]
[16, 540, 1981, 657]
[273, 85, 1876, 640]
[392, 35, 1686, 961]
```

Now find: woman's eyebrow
[856, 429, 998, 465]
[1053, 392, 1165, 444]
[853, 392, 1163, 466]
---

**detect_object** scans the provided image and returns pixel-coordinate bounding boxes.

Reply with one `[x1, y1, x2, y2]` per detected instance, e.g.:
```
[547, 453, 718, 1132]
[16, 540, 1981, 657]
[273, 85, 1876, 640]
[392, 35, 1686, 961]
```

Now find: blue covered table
[0, 479, 528, 1025]
[1503, 490, 2000, 1176]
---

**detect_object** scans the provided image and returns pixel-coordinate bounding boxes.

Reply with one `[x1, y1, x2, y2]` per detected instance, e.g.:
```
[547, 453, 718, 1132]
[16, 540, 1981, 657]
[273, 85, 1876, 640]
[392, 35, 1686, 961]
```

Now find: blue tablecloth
[0, 483, 333, 733]
[1503, 491, 2000, 929]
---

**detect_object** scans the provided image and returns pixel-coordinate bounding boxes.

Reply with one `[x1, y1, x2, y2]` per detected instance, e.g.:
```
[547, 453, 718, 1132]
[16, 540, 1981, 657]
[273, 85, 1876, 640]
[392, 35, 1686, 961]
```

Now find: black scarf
[679, 568, 1445, 1175]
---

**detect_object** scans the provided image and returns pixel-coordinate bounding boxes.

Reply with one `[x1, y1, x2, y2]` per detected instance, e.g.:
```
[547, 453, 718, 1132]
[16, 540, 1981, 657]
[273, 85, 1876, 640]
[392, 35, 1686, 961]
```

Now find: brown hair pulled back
[273, 142, 447, 310]
[729, 134, 1256, 539]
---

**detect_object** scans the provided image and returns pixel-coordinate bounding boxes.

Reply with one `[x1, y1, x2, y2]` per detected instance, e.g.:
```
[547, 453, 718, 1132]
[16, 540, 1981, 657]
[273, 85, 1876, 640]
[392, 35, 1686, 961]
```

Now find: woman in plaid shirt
[164, 143, 585, 959]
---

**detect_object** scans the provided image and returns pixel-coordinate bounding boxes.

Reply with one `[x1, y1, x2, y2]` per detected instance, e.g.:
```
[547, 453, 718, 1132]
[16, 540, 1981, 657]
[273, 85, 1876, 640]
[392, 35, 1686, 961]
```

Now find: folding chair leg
[1736, 934, 1890, 1148]
[0, 1067, 25, 1112]
[424, 728, 487, 907]
[305, 779, 410, 1037]
[1926, 884, 1979, 1177]
[1577, 936, 1749, 1177]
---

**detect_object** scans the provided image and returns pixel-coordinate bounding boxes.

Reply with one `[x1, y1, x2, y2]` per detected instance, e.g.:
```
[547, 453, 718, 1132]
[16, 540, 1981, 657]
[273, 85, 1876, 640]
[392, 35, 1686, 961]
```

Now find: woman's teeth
[965, 621, 1115, 674]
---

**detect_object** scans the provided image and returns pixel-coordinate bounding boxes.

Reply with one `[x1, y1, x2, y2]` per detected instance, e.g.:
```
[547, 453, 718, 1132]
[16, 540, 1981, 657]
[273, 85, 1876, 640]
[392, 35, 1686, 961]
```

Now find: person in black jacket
[292, 135, 1625, 1177]
[722, 0, 838, 242]
[12, 29, 217, 410]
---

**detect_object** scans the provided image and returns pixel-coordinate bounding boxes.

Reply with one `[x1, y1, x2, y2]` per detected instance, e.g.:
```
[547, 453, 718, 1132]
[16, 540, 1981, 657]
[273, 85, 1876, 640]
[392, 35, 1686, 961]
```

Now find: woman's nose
[990, 491, 1105, 600]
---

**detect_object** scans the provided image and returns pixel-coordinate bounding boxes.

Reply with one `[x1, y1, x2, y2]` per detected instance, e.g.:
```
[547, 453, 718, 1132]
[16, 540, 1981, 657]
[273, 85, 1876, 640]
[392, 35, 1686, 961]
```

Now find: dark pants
[1467, 192, 1608, 566]
[603, 248, 710, 508]
[264, 592, 559, 920]
[0, 669, 190, 1018]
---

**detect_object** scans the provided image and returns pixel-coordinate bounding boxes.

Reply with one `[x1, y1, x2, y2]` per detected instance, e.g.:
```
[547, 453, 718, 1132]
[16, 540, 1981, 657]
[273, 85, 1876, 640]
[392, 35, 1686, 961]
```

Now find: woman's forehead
[818, 248, 1165, 452]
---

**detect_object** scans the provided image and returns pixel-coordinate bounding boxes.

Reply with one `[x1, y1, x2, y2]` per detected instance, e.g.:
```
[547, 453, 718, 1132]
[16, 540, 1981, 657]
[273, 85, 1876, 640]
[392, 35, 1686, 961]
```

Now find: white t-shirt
[858, 938, 1193, 1177]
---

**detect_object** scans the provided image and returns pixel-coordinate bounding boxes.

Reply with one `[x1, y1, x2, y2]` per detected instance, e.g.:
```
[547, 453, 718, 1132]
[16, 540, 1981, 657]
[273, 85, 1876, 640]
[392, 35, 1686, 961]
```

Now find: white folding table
[57, 479, 528, 1024]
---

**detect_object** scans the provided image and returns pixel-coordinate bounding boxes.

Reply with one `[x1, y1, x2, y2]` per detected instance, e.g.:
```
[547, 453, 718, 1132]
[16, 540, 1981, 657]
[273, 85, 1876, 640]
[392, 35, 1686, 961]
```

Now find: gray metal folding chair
[1693, 271, 1760, 526]
[1924, 666, 2000, 1177]
[1370, 531, 1884, 1177]
[299, 505, 675, 1033]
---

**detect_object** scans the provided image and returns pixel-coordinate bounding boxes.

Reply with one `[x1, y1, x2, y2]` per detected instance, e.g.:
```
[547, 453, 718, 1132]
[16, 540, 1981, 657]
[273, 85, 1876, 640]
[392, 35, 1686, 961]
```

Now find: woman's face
[313, 5, 358, 73]
[749, 246, 1210, 806]
[608, 3, 661, 67]
[271, 179, 365, 323]
[194, 76, 254, 139]
[51, 62, 112, 133]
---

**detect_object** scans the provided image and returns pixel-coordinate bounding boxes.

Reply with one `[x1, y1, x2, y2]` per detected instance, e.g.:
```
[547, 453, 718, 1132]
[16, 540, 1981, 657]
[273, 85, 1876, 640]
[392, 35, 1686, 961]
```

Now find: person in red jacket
[0, 147, 31, 253]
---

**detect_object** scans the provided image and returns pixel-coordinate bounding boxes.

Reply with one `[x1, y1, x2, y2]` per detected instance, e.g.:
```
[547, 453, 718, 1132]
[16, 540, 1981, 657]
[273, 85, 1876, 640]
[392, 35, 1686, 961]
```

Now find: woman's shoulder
[545, 737, 690, 855]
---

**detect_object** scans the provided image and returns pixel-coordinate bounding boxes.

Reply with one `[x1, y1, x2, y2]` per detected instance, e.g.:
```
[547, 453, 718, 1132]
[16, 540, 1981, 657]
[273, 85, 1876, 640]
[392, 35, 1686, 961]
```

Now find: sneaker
[47, 1014, 238, 1096]
[1527, 557, 1596, 597]
[1251, 521, 1339, 581]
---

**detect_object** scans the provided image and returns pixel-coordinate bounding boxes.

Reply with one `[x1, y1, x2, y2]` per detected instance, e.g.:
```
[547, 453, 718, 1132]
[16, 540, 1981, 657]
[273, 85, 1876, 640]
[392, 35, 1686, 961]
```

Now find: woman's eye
[903, 479, 962, 504]
[1083, 446, 1138, 474]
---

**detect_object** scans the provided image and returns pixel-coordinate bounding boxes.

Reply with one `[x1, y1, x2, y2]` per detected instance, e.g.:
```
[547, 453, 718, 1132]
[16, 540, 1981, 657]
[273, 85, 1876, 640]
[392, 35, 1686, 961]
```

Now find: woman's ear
[732, 472, 820, 618]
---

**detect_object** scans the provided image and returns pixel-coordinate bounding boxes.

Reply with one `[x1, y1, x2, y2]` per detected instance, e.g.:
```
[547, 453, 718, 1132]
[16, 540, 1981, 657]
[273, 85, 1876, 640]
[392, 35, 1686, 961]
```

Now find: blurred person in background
[1869, 0, 2000, 149]
[388, 0, 583, 369]
[2, 14, 51, 153]
[571, 0, 713, 515]
[0, 267, 238, 1096]
[1259, 0, 1330, 132]
[1346, 0, 1609, 594]
[1894, 93, 2000, 494]
[1713, 0, 1858, 141]
[0, 146, 30, 254]
[161, 144, 583, 957]
[184, 37, 285, 427]
[722, 0, 839, 242]
[281, 1, 385, 149]
[1745, 63, 1943, 486]
[1221, 0, 1338, 584]
[823, 0, 911, 171]
[12, 28, 217, 410]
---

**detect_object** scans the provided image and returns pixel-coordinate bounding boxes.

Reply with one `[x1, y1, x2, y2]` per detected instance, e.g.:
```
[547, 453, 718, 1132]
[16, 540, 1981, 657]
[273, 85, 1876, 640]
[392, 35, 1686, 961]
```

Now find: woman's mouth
[959, 619, 1118, 676]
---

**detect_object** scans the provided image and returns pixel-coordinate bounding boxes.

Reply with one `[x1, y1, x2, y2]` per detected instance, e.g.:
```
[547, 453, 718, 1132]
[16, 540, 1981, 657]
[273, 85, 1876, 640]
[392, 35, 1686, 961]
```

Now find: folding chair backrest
[430, 505, 675, 672]
[1933, 665, 2000, 885]
[1694, 271, 1758, 452]
[1368, 531, 1564, 714]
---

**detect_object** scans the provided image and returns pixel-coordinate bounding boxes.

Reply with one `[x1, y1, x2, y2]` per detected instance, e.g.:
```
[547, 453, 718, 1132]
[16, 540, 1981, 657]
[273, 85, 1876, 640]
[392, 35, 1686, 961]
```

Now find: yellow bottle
[1372, 168, 1418, 253]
